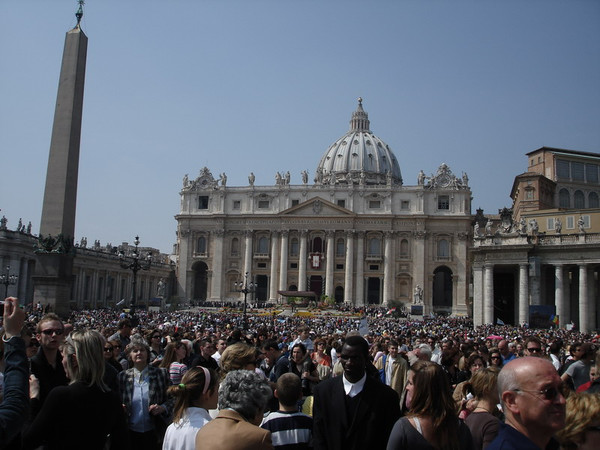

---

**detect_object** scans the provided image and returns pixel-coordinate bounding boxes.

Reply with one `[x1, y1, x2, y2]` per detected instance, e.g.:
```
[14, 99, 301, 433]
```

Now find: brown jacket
[195, 409, 273, 450]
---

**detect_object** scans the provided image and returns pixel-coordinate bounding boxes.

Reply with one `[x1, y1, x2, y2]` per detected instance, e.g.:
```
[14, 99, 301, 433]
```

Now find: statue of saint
[578, 216, 586, 233]
[183, 174, 189, 187]
[301, 170, 308, 184]
[248, 172, 255, 186]
[554, 217, 562, 234]
[220, 172, 227, 187]
[413, 285, 423, 304]
[485, 219, 493, 235]
[417, 170, 426, 185]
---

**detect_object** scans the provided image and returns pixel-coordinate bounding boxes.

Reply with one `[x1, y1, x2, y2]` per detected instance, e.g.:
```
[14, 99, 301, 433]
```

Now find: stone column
[299, 230, 308, 291]
[383, 231, 394, 305]
[269, 231, 280, 302]
[483, 264, 494, 324]
[344, 231, 354, 304]
[555, 264, 565, 328]
[413, 231, 426, 310]
[472, 265, 483, 327]
[243, 230, 253, 281]
[518, 263, 529, 325]
[210, 230, 224, 300]
[325, 231, 335, 298]
[529, 257, 541, 306]
[278, 231, 289, 294]
[177, 228, 191, 300]
[579, 264, 589, 333]
[355, 232, 365, 305]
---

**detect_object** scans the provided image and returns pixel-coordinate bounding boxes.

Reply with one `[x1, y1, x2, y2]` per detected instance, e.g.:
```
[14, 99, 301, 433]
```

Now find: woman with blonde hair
[23, 330, 129, 449]
[219, 342, 259, 376]
[162, 367, 218, 450]
[557, 392, 600, 450]
[463, 367, 501, 449]
[387, 360, 473, 450]
[160, 341, 189, 385]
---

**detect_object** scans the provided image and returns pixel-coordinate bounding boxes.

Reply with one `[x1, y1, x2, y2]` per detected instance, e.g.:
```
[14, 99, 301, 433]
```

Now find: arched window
[336, 238, 345, 257]
[231, 238, 239, 256]
[574, 190, 585, 209]
[589, 192, 599, 208]
[437, 239, 450, 259]
[257, 237, 269, 254]
[197, 236, 207, 254]
[290, 238, 299, 256]
[400, 239, 409, 257]
[559, 189, 570, 208]
[368, 238, 381, 256]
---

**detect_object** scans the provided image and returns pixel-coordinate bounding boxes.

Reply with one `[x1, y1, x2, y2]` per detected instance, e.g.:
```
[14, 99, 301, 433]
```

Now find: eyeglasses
[513, 386, 565, 401]
[527, 347, 542, 353]
[104, 346, 113, 352]
[152, 335, 161, 339]
[41, 329, 64, 336]
[491, 356, 501, 360]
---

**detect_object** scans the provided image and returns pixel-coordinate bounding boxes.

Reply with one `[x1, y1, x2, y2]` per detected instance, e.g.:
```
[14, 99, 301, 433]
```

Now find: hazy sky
[1, 0, 599, 254]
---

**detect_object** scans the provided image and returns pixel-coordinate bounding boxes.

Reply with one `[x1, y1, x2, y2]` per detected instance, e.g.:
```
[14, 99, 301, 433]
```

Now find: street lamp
[234, 272, 255, 330]
[118, 236, 152, 312]
[0, 266, 18, 298]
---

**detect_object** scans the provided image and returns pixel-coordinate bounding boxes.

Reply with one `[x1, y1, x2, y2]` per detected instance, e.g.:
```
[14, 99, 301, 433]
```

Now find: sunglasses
[527, 347, 542, 353]
[104, 346, 114, 352]
[152, 335, 161, 339]
[28, 342, 40, 348]
[514, 385, 565, 401]
[491, 356, 501, 359]
[41, 329, 64, 336]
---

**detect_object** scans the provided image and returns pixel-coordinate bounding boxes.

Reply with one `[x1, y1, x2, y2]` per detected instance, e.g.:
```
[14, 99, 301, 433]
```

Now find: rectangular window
[401, 200, 410, 210]
[525, 189, 534, 200]
[572, 162, 584, 181]
[258, 200, 270, 209]
[337, 199, 346, 208]
[547, 218, 555, 230]
[586, 164, 598, 184]
[566, 216, 575, 229]
[369, 265, 379, 271]
[198, 196, 209, 209]
[369, 200, 381, 209]
[336, 264, 344, 270]
[290, 262, 298, 269]
[233, 200, 241, 210]
[258, 263, 267, 268]
[291, 199, 299, 206]
[556, 159, 570, 179]
[581, 215, 590, 228]
[438, 195, 450, 210]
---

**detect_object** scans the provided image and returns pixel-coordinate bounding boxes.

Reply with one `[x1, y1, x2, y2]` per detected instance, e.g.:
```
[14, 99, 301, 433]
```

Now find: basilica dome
[315, 98, 402, 186]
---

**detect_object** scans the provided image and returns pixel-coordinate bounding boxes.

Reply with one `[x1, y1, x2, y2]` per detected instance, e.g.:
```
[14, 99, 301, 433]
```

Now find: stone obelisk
[33, 4, 87, 317]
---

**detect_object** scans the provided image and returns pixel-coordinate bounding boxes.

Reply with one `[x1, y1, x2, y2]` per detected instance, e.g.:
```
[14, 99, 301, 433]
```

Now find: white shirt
[342, 372, 367, 398]
[385, 356, 395, 386]
[162, 407, 212, 450]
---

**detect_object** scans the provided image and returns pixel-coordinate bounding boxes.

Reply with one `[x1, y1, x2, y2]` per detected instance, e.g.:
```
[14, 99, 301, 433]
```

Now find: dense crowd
[0, 298, 598, 449]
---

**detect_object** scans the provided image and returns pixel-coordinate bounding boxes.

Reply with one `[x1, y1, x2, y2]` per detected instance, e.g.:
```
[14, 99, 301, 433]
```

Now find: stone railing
[474, 232, 600, 247]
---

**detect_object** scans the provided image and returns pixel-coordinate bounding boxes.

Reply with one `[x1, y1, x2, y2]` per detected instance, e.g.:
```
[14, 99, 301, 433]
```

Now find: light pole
[119, 236, 152, 312]
[234, 272, 255, 330]
[0, 266, 18, 299]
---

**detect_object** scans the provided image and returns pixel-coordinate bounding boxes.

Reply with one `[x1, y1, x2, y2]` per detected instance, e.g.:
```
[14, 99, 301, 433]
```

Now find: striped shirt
[261, 410, 313, 450]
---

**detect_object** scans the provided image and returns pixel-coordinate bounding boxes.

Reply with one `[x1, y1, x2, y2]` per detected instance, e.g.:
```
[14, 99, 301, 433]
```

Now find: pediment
[281, 197, 354, 217]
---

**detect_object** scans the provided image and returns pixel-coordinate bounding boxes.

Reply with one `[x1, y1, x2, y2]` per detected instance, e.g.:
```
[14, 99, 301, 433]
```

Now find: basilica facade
[175, 100, 473, 315]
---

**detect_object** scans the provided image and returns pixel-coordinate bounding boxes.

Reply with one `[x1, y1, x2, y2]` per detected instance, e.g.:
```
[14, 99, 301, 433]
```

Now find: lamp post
[0, 266, 18, 299]
[118, 236, 152, 312]
[234, 272, 255, 330]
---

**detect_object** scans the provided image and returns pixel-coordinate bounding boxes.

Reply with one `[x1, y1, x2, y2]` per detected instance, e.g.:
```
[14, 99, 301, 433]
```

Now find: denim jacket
[0, 336, 29, 446]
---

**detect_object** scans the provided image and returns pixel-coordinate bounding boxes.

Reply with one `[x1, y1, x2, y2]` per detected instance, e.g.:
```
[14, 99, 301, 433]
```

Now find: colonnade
[473, 261, 598, 333]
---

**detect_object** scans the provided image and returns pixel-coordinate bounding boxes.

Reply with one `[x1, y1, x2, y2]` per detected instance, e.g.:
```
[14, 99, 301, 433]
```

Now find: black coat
[312, 375, 400, 450]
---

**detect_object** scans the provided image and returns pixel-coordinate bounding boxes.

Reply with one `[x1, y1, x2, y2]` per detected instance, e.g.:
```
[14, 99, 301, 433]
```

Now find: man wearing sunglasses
[488, 357, 566, 450]
[30, 313, 69, 408]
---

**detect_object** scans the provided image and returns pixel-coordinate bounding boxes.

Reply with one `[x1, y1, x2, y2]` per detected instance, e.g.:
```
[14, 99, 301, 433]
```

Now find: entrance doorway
[192, 261, 208, 301]
[367, 277, 381, 304]
[432, 266, 453, 313]
[255, 275, 268, 301]
[310, 275, 323, 298]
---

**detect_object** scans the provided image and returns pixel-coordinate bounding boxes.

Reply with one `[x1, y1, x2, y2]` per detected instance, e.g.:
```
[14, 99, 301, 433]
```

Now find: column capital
[346, 230, 355, 238]
[356, 231, 365, 239]
[326, 230, 335, 238]
[413, 230, 427, 240]
[212, 229, 225, 237]
[300, 230, 308, 237]
[244, 230, 253, 238]
[270, 230, 279, 237]
[281, 229, 290, 237]
[384, 230, 395, 239]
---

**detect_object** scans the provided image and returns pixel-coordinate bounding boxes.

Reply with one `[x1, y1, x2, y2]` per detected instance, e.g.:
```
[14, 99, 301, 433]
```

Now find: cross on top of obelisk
[75, 1, 84, 26]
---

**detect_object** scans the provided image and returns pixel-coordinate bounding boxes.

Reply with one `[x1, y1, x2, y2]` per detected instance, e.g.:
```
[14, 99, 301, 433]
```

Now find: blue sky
[1, 0, 599, 254]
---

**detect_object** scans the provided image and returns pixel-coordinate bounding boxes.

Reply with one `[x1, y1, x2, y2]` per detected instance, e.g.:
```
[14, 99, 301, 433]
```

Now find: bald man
[487, 357, 566, 450]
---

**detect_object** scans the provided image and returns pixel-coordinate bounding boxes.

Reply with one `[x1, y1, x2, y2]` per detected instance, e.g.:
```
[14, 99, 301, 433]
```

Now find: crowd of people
[0, 297, 598, 449]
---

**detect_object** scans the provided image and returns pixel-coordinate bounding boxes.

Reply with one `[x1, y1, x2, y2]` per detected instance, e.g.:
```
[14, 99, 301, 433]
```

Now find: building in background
[0, 220, 174, 310]
[175, 99, 473, 315]
[471, 147, 600, 332]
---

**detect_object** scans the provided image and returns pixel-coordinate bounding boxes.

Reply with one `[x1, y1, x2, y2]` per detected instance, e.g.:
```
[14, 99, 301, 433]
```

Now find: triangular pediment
[281, 197, 354, 217]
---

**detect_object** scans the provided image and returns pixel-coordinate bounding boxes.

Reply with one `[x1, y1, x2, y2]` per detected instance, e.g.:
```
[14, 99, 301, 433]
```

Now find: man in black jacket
[312, 335, 400, 450]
